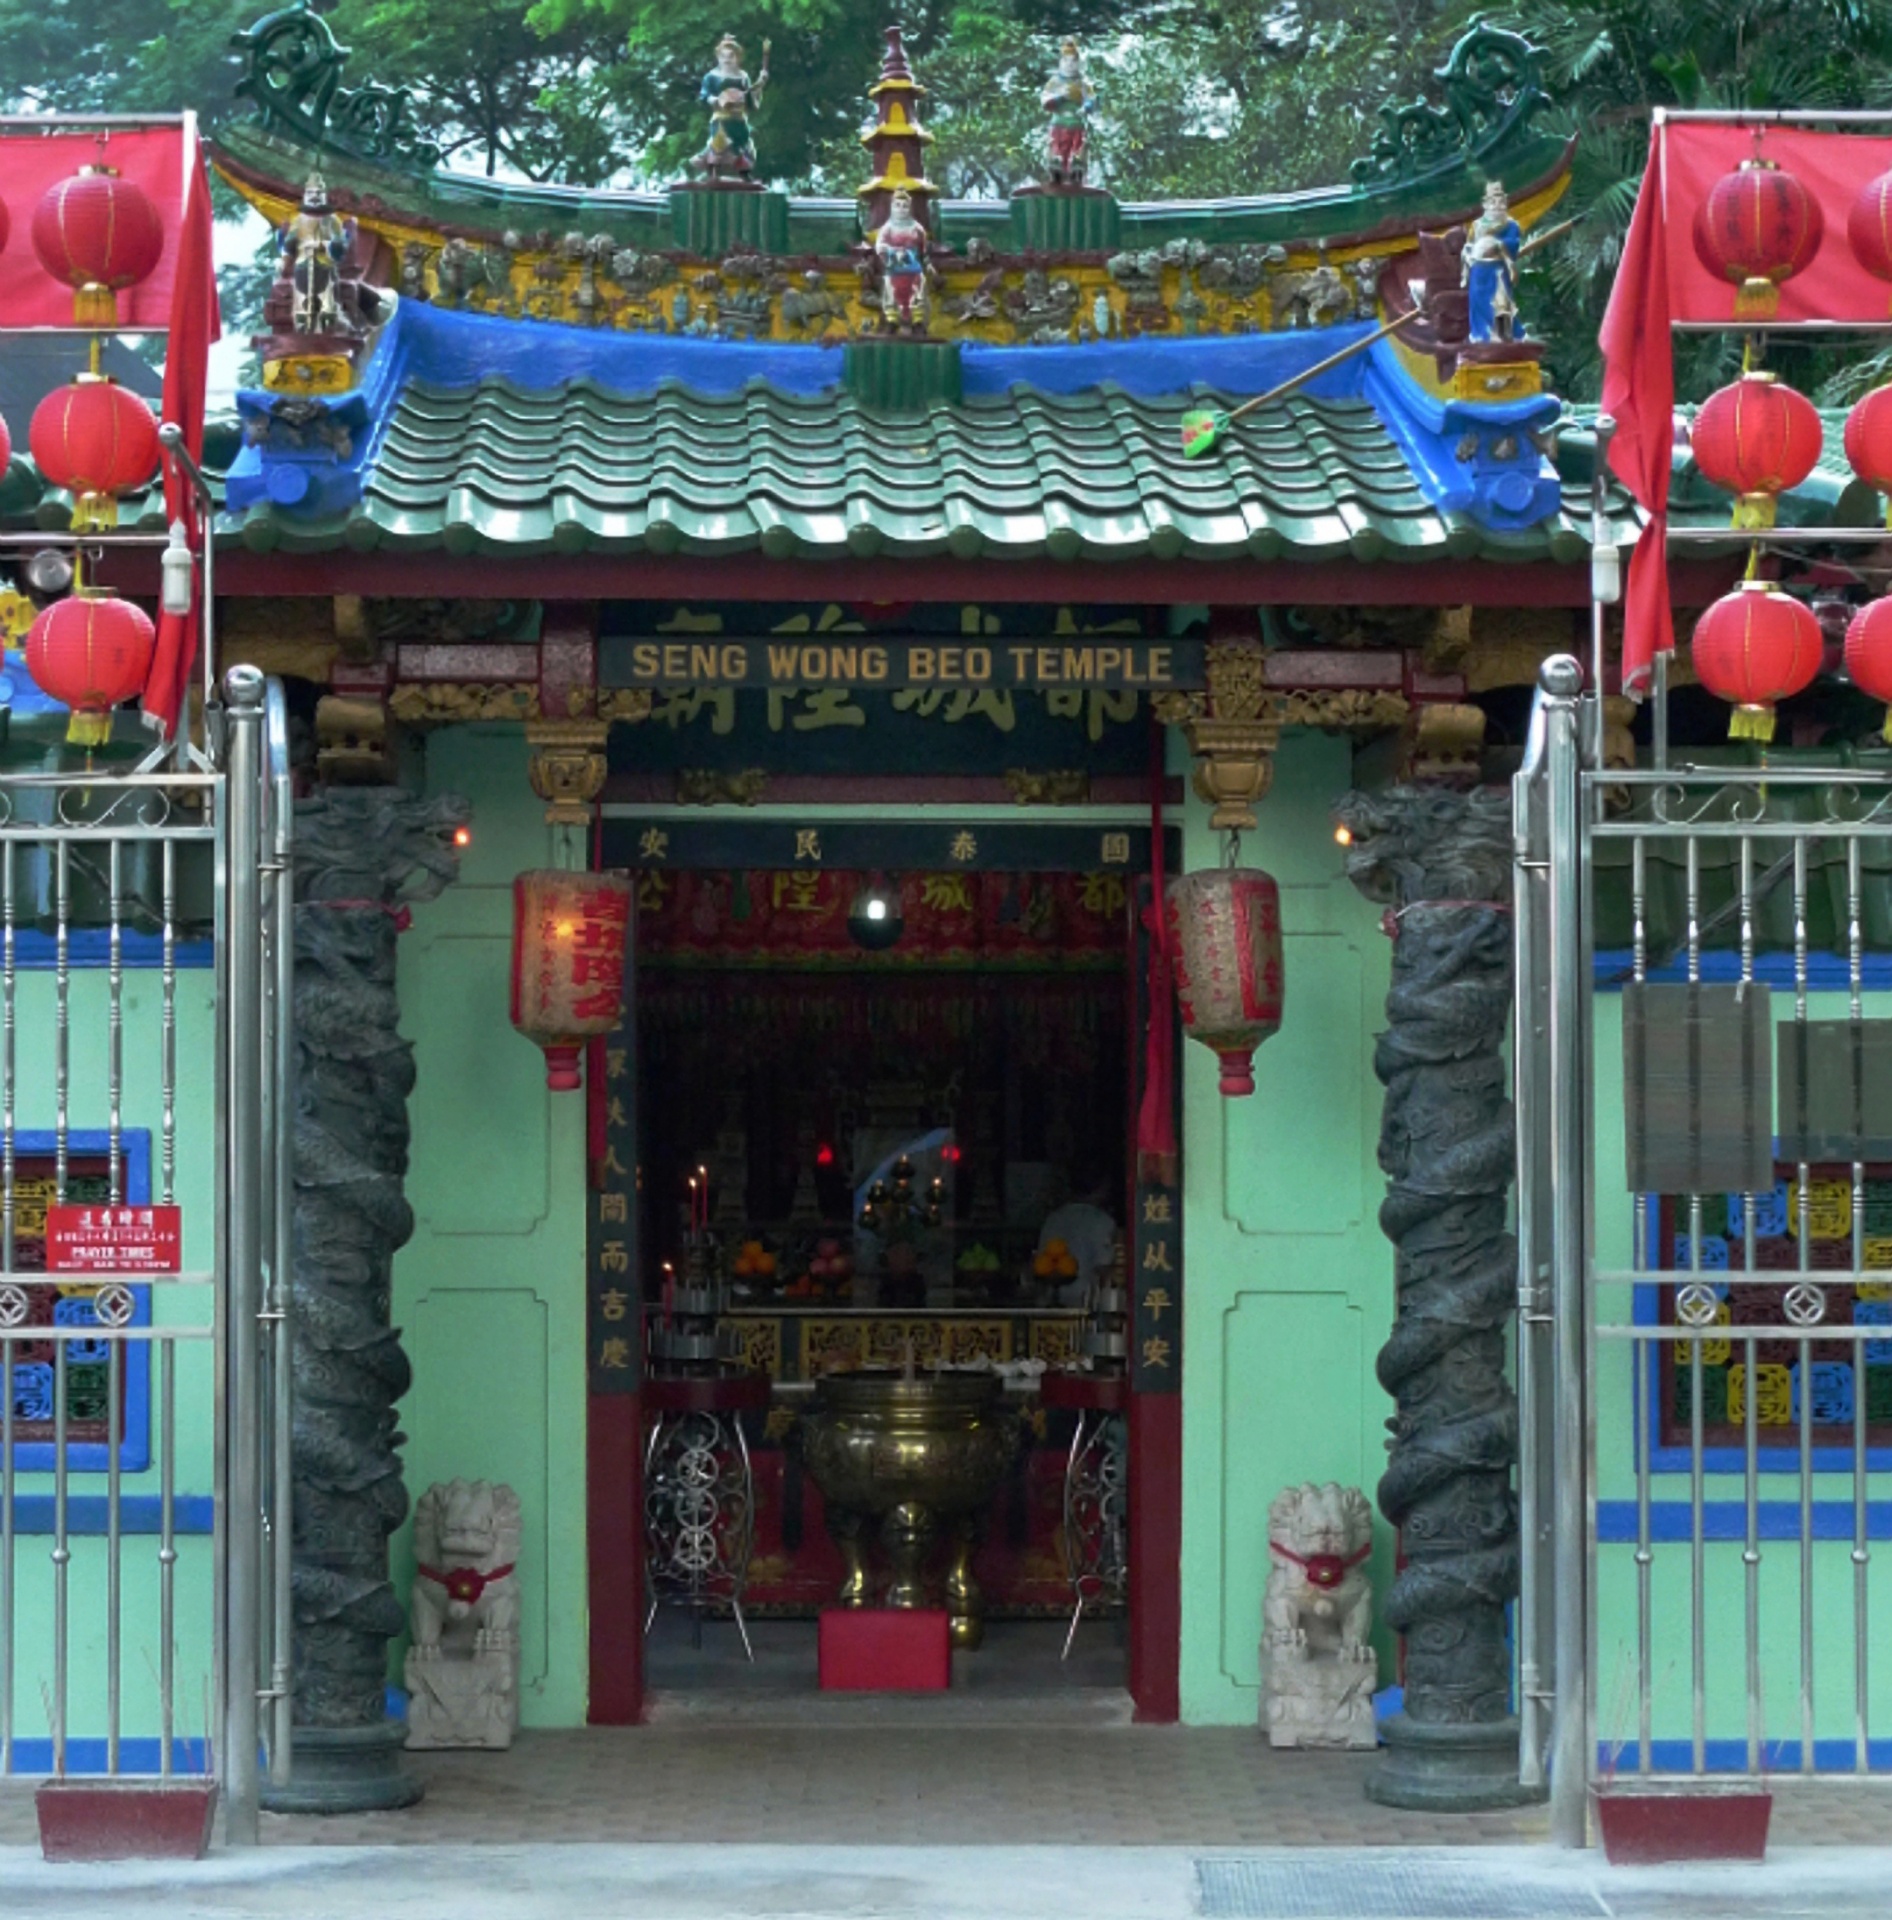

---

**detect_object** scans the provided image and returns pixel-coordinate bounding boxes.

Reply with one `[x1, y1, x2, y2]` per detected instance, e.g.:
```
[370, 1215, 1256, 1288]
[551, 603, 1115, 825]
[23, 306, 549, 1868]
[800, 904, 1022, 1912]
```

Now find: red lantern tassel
[1733, 276, 1783, 321]
[1729, 702, 1777, 743]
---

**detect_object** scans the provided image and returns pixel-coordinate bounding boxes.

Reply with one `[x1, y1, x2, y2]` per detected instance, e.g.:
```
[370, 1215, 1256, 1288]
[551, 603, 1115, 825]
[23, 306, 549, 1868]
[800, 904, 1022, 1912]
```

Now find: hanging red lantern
[1691, 580, 1823, 742]
[28, 376, 160, 530]
[1844, 384, 1892, 528]
[25, 593, 156, 748]
[1165, 866, 1284, 1097]
[1844, 599, 1892, 739]
[1850, 166, 1892, 309]
[30, 165, 164, 327]
[510, 870, 632, 1091]
[1690, 372, 1822, 529]
[1692, 149, 1824, 320]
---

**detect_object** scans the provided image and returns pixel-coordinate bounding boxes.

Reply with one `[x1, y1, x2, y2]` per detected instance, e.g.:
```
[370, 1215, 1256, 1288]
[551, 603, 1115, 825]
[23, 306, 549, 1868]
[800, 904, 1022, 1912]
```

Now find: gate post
[1538, 654, 1590, 1847]
[223, 667, 269, 1844]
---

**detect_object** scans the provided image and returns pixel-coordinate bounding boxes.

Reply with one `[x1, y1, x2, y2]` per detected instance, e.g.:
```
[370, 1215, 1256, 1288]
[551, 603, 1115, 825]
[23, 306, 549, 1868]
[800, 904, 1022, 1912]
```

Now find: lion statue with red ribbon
[1260, 1481, 1378, 1749]
[405, 1479, 522, 1749]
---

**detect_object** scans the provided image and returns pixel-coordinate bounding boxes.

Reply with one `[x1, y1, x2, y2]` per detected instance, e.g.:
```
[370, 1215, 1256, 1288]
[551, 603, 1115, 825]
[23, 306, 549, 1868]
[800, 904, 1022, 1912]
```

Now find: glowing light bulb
[453, 826, 472, 847]
[1333, 825, 1353, 848]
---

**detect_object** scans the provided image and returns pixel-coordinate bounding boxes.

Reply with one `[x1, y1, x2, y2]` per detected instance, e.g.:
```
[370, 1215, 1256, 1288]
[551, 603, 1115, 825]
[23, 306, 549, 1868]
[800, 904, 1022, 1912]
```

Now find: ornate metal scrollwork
[1350, 26, 1550, 185]
[233, 2, 442, 171]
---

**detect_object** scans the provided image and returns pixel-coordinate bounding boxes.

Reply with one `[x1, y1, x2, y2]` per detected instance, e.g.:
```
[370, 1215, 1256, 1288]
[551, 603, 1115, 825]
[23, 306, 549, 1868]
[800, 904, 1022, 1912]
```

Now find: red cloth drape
[1135, 717, 1176, 1185]
[1600, 124, 1676, 697]
[141, 142, 220, 738]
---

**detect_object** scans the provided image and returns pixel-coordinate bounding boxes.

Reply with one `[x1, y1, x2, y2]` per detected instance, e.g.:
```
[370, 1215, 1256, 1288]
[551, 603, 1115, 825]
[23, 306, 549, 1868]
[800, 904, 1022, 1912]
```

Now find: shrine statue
[694, 34, 770, 180]
[279, 172, 353, 337]
[876, 186, 931, 331]
[1260, 1482, 1378, 1750]
[1461, 180, 1522, 345]
[1040, 39, 1096, 188]
[404, 1479, 521, 1750]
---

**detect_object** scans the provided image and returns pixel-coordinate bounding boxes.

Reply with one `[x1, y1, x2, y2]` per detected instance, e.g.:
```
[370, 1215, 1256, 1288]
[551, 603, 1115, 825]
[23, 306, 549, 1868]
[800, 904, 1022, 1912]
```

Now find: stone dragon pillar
[1332, 784, 1538, 1811]
[262, 786, 468, 1814]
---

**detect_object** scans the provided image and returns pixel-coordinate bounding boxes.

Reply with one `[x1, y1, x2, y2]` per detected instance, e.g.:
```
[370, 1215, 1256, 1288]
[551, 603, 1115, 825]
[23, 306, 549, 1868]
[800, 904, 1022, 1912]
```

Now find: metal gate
[1517, 657, 1892, 1845]
[0, 668, 291, 1843]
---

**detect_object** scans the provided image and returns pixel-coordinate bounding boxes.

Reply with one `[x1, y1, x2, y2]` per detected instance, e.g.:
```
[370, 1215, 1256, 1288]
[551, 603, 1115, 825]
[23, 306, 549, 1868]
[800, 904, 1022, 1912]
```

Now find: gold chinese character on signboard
[773, 869, 824, 912]
[949, 831, 977, 863]
[789, 689, 867, 732]
[1142, 1286, 1173, 1321]
[604, 1144, 629, 1177]
[1141, 1191, 1173, 1225]
[599, 1192, 628, 1224]
[607, 1096, 629, 1129]
[1078, 872, 1127, 915]
[606, 1048, 628, 1082]
[1140, 1335, 1172, 1370]
[920, 874, 975, 912]
[599, 1337, 633, 1370]
[1142, 1239, 1174, 1272]
[795, 829, 822, 861]
[600, 1287, 630, 1321]
[1100, 833, 1131, 866]
[599, 1238, 630, 1273]
[636, 870, 670, 914]
[638, 827, 670, 861]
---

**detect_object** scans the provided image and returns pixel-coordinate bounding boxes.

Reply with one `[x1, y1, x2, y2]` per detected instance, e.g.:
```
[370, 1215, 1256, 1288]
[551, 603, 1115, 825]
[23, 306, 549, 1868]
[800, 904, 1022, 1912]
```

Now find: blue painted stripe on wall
[1601, 1738, 1892, 1773]
[5, 931, 213, 969]
[4, 1495, 214, 1534]
[4, 1739, 213, 1777]
[1595, 948, 1892, 989]
[1596, 1500, 1892, 1542]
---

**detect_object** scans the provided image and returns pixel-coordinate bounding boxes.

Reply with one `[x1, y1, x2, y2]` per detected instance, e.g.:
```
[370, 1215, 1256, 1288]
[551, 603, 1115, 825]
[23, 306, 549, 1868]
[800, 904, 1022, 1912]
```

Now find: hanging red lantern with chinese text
[1844, 599, 1892, 739]
[25, 593, 156, 747]
[1692, 148, 1823, 320]
[1844, 384, 1892, 527]
[509, 869, 632, 1091]
[28, 376, 160, 530]
[1850, 167, 1892, 310]
[1165, 866, 1284, 1097]
[1690, 372, 1822, 529]
[1691, 580, 1823, 742]
[30, 165, 164, 327]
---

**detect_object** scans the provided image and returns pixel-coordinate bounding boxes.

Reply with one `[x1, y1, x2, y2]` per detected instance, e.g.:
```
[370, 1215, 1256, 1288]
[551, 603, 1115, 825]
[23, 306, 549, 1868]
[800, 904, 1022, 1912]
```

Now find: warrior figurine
[694, 33, 770, 180]
[280, 173, 353, 336]
[875, 186, 930, 330]
[1040, 39, 1095, 188]
[1461, 180, 1522, 344]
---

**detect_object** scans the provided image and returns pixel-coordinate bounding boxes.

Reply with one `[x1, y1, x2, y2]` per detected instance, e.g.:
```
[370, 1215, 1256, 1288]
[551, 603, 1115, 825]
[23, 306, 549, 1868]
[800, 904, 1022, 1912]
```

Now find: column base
[1363, 1711, 1545, 1812]
[259, 1720, 425, 1815]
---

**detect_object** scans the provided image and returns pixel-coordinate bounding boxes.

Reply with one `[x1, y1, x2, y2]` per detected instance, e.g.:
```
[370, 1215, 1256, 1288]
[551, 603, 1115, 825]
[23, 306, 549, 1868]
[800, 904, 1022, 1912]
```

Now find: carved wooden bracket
[525, 720, 609, 826]
[1152, 639, 1281, 833]
[315, 694, 393, 784]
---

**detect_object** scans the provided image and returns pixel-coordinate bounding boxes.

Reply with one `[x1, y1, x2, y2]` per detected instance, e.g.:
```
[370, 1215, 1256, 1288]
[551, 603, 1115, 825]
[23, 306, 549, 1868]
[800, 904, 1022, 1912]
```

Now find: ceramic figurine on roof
[1461, 180, 1521, 344]
[280, 173, 352, 336]
[1040, 39, 1096, 188]
[695, 34, 771, 181]
[875, 186, 932, 331]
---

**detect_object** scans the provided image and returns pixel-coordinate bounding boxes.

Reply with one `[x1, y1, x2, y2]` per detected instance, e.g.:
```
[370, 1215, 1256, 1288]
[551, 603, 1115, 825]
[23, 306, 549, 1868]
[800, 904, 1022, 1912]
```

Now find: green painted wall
[392, 726, 590, 1727]
[1176, 729, 1397, 1726]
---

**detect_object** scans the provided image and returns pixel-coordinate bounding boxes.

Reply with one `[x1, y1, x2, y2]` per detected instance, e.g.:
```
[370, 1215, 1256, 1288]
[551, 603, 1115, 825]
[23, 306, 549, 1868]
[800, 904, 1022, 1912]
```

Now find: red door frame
[583, 824, 1184, 1725]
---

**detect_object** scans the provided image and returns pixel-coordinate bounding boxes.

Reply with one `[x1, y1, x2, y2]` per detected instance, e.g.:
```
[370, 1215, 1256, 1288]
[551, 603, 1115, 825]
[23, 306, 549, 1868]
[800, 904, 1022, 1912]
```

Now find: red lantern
[29, 376, 160, 530]
[1844, 384, 1892, 528]
[1692, 152, 1823, 320]
[1690, 372, 1822, 529]
[31, 166, 163, 327]
[25, 593, 156, 748]
[1165, 866, 1284, 1097]
[1851, 167, 1892, 309]
[1691, 580, 1823, 742]
[1844, 599, 1892, 739]
[509, 870, 632, 1090]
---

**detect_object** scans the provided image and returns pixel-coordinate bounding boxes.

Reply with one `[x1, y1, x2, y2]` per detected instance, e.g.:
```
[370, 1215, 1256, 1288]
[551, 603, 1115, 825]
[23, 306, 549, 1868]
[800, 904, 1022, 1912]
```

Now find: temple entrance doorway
[601, 840, 1156, 1716]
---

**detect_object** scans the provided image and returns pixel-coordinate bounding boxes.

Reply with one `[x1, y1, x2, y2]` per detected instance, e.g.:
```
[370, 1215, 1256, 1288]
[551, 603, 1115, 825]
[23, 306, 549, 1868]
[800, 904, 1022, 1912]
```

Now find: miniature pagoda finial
[1461, 179, 1521, 343]
[1040, 38, 1095, 188]
[859, 24, 938, 239]
[694, 32, 771, 182]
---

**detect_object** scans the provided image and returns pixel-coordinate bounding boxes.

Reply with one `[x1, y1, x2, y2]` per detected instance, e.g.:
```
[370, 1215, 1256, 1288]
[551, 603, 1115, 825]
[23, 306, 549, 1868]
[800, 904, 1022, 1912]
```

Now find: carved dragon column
[1331, 783, 1538, 1811]
[262, 787, 469, 1814]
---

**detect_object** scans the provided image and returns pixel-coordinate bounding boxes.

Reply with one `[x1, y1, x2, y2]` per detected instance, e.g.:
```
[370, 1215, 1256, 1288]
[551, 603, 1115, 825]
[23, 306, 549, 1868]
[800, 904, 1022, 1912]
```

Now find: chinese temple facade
[22, 5, 1891, 1842]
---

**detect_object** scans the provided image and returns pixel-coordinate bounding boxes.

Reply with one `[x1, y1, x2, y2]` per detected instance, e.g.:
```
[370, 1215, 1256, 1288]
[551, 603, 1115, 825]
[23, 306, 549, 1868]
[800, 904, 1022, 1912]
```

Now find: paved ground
[1, 1841, 1891, 1920]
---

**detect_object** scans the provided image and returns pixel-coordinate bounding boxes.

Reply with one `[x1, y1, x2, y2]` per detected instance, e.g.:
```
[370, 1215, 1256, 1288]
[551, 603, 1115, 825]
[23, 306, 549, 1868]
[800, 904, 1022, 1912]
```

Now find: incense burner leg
[826, 1505, 874, 1607]
[945, 1516, 985, 1649]
[881, 1501, 935, 1611]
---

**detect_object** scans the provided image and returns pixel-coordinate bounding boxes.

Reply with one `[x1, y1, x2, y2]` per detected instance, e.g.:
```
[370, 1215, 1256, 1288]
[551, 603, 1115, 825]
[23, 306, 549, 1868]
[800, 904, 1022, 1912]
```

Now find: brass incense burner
[800, 1369, 1018, 1649]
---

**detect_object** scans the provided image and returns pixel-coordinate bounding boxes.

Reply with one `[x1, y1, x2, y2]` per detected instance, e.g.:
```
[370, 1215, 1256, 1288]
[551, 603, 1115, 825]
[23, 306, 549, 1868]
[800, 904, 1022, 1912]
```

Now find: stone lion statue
[1260, 1481, 1378, 1749]
[405, 1479, 521, 1750]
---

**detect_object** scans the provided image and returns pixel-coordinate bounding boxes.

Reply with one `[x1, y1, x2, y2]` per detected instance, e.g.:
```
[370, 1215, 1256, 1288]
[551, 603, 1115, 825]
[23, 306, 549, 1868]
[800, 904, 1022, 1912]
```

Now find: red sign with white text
[45, 1204, 182, 1274]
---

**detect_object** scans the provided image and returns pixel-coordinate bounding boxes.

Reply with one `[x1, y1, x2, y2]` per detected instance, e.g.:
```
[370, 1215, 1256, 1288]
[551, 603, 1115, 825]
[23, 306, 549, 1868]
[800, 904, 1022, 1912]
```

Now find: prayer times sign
[601, 637, 1204, 692]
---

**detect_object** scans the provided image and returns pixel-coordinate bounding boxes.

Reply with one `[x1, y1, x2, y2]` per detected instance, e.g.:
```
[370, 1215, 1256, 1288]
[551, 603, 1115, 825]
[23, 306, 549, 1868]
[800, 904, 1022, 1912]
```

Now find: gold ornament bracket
[526, 719, 609, 826]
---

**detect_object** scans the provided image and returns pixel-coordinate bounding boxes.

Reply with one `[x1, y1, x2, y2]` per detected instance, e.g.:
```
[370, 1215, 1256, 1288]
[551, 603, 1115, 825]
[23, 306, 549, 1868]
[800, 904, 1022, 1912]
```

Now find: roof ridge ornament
[232, 1, 441, 173]
[1350, 24, 1549, 187]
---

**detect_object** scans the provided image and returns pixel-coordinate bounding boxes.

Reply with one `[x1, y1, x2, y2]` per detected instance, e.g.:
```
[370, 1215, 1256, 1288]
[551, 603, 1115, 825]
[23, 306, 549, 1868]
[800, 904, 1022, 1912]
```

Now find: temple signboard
[600, 636, 1203, 692]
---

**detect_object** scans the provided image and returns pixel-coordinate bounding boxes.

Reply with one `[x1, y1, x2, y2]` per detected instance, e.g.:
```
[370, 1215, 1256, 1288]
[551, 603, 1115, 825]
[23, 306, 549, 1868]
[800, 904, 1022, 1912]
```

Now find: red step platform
[817, 1608, 951, 1691]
